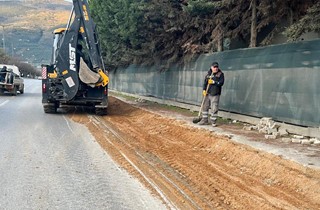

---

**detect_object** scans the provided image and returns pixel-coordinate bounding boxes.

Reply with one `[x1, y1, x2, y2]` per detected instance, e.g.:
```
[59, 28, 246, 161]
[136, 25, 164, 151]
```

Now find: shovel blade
[192, 116, 202, 124]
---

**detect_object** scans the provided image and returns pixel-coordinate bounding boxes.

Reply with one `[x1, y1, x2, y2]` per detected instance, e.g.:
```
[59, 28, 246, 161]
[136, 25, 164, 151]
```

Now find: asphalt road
[0, 79, 166, 210]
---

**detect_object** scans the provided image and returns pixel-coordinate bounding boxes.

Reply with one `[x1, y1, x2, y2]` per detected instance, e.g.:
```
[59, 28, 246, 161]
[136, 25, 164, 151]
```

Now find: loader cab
[51, 28, 66, 65]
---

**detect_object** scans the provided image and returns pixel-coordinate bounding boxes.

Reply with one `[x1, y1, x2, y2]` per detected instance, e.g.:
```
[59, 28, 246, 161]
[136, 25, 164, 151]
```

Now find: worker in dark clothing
[0, 66, 8, 82]
[198, 62, 225, 127]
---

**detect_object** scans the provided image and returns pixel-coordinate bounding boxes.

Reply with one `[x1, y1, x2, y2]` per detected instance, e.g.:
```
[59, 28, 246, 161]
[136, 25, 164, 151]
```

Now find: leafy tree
[88, 0, 319, 70]
[90, 0, 147, 69]
[184, 0, 225, 51]
[283, 1, 320, 41]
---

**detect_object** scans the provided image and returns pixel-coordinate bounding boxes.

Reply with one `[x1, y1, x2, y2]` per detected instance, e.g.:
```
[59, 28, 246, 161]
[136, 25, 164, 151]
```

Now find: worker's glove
[208, 79, 215, 84]
[202, 90, 207, 96]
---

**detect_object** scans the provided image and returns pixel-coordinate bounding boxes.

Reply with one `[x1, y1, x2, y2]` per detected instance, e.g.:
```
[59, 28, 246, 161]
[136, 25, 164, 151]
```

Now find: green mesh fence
[109, 39, 320, 127]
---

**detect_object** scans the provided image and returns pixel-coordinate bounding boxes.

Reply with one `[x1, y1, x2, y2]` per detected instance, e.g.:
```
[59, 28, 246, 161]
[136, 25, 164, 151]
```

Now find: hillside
[0, 0, 72, 67]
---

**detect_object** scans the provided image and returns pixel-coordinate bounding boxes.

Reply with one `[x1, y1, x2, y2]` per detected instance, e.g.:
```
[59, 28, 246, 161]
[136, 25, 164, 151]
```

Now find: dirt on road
[68, 96, 320, 210]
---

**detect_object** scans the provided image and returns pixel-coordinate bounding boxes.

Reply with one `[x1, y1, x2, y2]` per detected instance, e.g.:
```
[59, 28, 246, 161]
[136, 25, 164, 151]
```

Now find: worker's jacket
[202, 69, 224, 96]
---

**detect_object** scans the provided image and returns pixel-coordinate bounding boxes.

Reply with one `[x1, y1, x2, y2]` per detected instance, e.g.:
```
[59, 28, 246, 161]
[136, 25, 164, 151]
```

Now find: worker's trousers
[201, 95, 220, 123]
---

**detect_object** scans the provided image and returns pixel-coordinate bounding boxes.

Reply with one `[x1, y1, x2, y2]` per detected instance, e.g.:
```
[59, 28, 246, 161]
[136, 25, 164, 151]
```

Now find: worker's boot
[198, 117, 209, 125]
[210, 119, 217, 127]
[210, 115, 217, 127]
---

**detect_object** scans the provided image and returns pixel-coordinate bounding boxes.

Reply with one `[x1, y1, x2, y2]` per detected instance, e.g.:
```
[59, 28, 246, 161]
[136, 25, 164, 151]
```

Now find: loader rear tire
[95, 107, 107, 116]
[43, 103, 58, 114]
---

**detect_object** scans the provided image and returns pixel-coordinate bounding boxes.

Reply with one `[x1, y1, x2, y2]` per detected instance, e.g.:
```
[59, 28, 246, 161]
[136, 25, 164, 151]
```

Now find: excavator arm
[53, 0, 108, 101]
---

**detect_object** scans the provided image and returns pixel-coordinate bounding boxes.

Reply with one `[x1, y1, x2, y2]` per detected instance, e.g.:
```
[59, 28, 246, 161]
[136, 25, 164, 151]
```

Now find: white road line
[0, 100, 9, 107]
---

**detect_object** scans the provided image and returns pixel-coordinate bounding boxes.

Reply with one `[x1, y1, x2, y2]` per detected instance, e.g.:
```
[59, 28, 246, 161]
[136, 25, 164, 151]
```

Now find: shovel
[192, 94, 206, 123]
[192, 72, 214, 124]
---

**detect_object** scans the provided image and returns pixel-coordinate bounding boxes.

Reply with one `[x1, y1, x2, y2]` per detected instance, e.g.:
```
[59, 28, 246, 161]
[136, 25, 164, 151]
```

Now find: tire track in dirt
[69, 96, 320, 210]
[90, 116, 179, 209]
[120, 122, 293, 209]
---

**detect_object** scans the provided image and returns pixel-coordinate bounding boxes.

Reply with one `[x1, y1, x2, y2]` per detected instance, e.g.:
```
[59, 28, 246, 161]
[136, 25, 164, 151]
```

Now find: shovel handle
[197, 71, 214, 117]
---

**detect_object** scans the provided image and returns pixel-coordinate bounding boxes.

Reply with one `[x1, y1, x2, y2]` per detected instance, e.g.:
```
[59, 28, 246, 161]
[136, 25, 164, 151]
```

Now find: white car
[0, 64, 24, 95]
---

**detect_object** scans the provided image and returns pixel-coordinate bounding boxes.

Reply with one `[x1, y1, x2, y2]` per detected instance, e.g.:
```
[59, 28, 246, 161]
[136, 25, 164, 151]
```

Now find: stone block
[281, 138, 292, 143]
[265, 134, 277, 139]
[313, 140, 320, 145]
[292, 138, 302, 143]
[278, 127, 288, 136]
[301, 139, 313, 145]
[259, 127, 268, 134]
[267, 128, 278, 135]
[292, 135, 304, 139]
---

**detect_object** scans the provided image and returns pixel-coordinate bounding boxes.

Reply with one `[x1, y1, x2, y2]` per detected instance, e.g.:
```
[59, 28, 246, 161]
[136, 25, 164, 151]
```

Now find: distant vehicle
[0, 64, 24, 95]
[37, 76, 42, 80]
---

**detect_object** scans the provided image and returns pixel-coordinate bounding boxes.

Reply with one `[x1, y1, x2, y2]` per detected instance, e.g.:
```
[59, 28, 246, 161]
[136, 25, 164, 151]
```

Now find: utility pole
[1, 24, 12, 54]
[1, 25, 5, 52]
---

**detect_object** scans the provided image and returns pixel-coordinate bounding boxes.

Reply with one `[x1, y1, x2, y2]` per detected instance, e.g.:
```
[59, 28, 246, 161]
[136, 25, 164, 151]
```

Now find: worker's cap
[211, 62, 219, 67]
